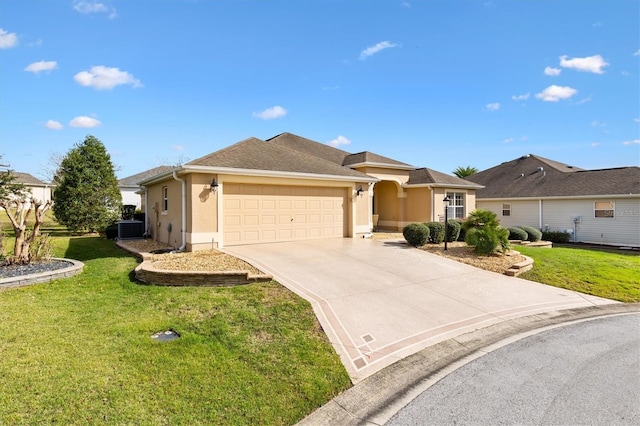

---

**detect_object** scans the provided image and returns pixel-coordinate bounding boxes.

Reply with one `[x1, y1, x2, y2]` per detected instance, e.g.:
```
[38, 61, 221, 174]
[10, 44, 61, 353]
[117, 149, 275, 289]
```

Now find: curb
[298, 303, 640, 425]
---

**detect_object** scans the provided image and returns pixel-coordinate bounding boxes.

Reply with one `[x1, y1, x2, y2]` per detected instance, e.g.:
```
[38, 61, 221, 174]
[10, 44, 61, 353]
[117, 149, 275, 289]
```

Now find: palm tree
[452, 165, 479, 178]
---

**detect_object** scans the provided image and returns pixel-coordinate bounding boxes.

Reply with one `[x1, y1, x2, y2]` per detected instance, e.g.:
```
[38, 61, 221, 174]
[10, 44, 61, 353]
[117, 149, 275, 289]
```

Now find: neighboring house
[6, 172, 52, 204]
[467, 154, 640, 247]
[137, 133, 481, 250]
[118, 166, 173, 209]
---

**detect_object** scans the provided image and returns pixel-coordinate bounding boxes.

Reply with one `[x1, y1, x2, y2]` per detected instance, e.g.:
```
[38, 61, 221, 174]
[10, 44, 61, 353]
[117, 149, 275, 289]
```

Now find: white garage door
[223, 183, 347, 246]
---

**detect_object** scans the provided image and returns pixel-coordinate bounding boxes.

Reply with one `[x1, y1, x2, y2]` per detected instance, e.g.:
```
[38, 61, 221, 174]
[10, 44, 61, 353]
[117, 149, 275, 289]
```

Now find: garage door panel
[224, 184, 346, 246]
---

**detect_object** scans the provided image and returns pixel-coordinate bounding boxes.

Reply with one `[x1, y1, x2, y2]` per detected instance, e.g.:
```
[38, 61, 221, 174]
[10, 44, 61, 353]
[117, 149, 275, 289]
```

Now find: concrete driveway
[226, 238, 617, 383]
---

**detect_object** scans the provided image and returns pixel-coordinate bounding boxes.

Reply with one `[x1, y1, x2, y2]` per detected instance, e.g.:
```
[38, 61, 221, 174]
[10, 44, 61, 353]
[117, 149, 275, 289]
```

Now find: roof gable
[119, 165, 174, 186]
[343, 151, 413, 168]
[186, 137, 372, 179]
[12, 172, 46, 186]
[407, 168, 483, 187]
[266, 132, 350, 165]
[468, 154, 640, 198]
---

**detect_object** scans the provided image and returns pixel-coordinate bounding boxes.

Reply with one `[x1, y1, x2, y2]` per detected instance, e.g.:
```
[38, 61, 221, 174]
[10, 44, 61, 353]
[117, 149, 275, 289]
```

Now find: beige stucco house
[138, 133, 482, 250]
[467, 154, 640, 247]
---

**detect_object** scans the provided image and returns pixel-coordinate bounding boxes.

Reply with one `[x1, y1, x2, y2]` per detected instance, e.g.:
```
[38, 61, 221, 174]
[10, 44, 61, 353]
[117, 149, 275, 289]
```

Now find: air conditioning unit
[118, 220, 145, 239]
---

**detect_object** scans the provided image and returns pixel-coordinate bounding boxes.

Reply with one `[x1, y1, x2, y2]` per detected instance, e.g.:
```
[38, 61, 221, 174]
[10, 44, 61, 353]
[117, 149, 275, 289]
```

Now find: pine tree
[53, 136, 122, 233]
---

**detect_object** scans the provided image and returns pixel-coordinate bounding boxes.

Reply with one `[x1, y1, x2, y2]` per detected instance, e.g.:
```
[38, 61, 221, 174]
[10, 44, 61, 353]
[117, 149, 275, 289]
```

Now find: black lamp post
[443, 195, 450, 251]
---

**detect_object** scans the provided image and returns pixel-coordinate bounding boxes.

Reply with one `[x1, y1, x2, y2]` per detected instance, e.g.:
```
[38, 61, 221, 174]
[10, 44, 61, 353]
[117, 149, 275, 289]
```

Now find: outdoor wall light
[356, 185, 364, 197]
[210, 178, 219, 193]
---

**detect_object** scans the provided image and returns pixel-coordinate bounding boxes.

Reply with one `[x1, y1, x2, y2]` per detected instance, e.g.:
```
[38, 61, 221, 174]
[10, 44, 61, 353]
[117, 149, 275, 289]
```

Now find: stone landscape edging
[0, 258, 85, 290]
[116, 241, 273, 287]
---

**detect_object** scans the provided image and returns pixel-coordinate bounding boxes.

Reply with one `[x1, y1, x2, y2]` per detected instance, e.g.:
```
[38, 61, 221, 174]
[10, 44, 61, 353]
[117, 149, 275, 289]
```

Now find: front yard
[0, 236, 351, 424]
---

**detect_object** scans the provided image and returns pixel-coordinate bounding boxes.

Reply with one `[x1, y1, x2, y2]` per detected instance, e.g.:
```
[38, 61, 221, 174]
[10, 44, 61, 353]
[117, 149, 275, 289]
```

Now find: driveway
[226, 238, 617, 382]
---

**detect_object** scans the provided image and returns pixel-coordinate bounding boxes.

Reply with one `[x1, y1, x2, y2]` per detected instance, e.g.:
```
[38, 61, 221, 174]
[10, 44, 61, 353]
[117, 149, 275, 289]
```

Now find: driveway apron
[226, 238, 617, 383]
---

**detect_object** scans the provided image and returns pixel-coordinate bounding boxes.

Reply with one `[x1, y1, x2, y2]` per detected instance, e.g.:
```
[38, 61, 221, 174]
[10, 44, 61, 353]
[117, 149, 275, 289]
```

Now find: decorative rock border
[504, 254, 534, 277]
[0, 258, 85, 290]
[116, 241, 272, 287]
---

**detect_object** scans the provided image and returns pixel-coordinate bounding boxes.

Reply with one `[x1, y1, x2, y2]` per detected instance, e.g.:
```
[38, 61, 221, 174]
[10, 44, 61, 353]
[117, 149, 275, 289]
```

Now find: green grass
[516, 245, 640, 303]
[0, 236, 351, 424]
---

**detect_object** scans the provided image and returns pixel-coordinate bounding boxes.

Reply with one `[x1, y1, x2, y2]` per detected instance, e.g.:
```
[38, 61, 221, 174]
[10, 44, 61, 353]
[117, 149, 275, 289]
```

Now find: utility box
[118, 220, 145, 239]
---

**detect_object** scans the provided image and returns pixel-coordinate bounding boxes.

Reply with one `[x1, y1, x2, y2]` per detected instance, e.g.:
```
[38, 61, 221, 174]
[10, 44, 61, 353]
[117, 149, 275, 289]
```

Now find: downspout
[172, 171, 187, 252]
[539, 199, 543, 230]
[141, 185, 148, 236]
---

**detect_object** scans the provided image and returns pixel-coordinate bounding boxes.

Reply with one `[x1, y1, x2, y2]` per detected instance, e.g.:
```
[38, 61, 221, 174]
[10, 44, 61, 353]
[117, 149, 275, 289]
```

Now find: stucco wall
[146, 178, 183, 248]
[405, 187, 431, 223]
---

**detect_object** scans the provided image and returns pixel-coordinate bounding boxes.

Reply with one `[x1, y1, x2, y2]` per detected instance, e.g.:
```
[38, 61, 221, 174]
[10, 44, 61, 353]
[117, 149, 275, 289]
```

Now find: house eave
[404, 183, 485, 190]
[347, 161, 415, 171]
[478, 193, 640, 201]
[140, 165, 379, 185]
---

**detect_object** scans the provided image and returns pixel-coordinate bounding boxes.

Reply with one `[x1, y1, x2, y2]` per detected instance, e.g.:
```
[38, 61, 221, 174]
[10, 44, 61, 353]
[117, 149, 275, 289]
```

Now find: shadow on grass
[64, 235, 133, 263]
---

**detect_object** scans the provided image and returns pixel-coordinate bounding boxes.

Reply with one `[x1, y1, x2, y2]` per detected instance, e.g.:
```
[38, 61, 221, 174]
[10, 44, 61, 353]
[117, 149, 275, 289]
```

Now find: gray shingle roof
[468, 154, 640, 198]
[343, 151, 413, 168]
[407, 168, 483, 187]
[119, 165, 174, 186]
[267, 133, 350, 165]
[186, 137, 372, 179]
[13, 172, 46, 186]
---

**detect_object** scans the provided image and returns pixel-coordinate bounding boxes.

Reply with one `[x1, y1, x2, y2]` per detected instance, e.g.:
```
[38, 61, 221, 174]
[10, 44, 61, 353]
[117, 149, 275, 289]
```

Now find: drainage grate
[151, 329, 180, 342]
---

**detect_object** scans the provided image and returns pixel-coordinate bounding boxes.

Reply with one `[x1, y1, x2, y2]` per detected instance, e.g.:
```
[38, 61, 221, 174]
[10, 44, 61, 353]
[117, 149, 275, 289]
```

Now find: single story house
[5, 172, 52, 205]
[467, 154, 640, 247]
[118, 165, 173, 209]
[137, 133, 482, 250]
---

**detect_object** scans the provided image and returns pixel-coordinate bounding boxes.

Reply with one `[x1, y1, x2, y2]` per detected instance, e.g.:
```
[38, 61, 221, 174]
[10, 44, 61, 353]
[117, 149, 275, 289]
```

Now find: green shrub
[424, 222, 445, 244]
[403, 223, 429, 247]
[508, 227, 528, 241]
[463, 209, 509, 255]
[456, 220, 466, 241]
[542, 230, 572, 243]
[518, 225, 542, 242]
[446, 219, 461, 242]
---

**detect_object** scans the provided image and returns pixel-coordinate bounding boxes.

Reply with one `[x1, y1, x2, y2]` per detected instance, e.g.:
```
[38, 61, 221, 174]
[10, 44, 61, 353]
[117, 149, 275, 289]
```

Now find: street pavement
[387, 313, 640, 425]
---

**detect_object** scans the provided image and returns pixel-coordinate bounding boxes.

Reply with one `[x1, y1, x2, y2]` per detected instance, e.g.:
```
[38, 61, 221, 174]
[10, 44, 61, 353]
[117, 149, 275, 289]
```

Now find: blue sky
[1, 0, 638, 181]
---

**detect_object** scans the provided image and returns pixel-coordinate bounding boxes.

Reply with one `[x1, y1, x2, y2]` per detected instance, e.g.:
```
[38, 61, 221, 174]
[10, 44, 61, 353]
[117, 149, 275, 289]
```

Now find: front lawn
[516, 245, 640, 303]
[0, 236, 351, 424]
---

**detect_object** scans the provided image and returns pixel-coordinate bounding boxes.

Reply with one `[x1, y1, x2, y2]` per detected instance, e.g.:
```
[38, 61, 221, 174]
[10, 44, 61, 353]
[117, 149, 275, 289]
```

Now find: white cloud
[69, 116, 101, 128]
[591, 142, 600, 147]
[359, 41, 399, 60]
[559, 54, 609, 74]
[25, 60, 58, 74]
[74, 66, 142, 90]
[327, 135, 351, 147]
[503, 137, 515, 144]
[252, 106, 287, 120]
[591, 120, 607, 127]
[73, 1, 117, 18]
[512, 93, 529, 101]
[402, 2, 411, 8]
[486, 102, 500, 111]
[0, 28, 18, 49]
[634, 118, 640, 123]
[592, 22, 602, 27]
[622, 139, 640, 145]
[576, 95, 592, 105]
[544, 66, 561, 76]
[621, 71, 630, 76]
[535, 85, 578, 102]
[45, 120, 63, 130]
[634, 50, 640, 56]
[171, 145, 184, 151]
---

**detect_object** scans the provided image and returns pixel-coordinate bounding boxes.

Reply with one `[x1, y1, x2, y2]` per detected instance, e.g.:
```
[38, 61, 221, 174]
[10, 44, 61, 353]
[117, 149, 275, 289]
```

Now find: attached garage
[223, 183, 347, 245]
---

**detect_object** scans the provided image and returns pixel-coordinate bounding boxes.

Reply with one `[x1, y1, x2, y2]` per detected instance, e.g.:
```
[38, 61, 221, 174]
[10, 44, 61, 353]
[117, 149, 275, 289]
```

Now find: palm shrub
[517, 225, 542, 242]
[508, 226, 528, 241]
[424, 222, 445, 244]
[446, 219, 461, 242]
[463, 209, 509, 255]
[403, 223, 429, 247]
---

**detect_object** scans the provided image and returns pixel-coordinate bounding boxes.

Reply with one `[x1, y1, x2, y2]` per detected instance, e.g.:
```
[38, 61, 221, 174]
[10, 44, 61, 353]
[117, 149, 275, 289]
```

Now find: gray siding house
[467, 154, 640, 247]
